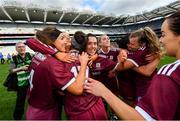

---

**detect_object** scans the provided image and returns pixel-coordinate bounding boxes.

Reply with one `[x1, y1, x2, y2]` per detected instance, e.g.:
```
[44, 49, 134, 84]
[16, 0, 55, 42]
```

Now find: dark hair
[116, 35, 129, 49]
[71, 31, 86, 52]
[36, 26, 62, 47]
[129, 27, 160, 54]
[81, 33, 98, 53]
[74, 31, 86, 44]
[166, 11, 180, 35]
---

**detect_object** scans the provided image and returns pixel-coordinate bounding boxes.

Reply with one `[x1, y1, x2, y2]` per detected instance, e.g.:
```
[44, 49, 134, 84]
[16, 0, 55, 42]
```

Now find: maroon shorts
[26, 104, 59, 120]
[68, 98, 108, 120]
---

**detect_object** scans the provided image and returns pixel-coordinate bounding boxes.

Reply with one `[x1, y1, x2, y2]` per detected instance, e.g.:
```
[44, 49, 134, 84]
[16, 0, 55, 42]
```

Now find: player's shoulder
[157, 59, 180, 77]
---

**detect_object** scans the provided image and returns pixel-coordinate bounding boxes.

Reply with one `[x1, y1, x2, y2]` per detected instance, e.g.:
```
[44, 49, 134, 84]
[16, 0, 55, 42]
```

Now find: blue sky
[83, 0, 101, 10]
[0, 0, 178, 15]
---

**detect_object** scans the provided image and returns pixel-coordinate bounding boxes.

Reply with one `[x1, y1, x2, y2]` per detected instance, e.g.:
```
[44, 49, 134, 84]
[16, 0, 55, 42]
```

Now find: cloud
[30, 0, 85, 11]
[81, 5, 96, 13]
[1, 0, 84, 10]
[99, 0, 177, 16]
[0, 0, 177, 16]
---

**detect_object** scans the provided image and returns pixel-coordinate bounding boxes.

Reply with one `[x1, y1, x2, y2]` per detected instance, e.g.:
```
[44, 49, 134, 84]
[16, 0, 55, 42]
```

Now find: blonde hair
[130, 27, 160, 54]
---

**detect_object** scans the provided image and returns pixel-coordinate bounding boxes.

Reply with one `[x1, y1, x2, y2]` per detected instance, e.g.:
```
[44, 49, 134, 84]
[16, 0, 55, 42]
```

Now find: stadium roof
[0, 0, 180, 27]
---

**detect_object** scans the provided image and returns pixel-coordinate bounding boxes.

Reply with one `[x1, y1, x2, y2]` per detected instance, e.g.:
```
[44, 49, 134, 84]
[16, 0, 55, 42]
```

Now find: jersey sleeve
[127, 47, 149, 67]
[26, 38, 56, 55]
[170, 66, 180, 86]
[49, 61, 75, 91]
[104, 58, 117, 71]
[136, 74, 180, 120]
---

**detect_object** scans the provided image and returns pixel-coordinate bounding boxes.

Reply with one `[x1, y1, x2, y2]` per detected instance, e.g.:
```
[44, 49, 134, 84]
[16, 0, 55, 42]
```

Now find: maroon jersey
[27, 39, 107, 119]
[29, 53, 106, 119]
[127, 46, 149, 67]
[28, 53, 75, 109]
[89, 56, 118, 93]
[116, 70, 136, 101]
[136, 60, 180, 120]
[98, 48, 119, 62]
[26, 38, 56, 55]
[127, 46, 157, 97]
[63, 61, 105, 119]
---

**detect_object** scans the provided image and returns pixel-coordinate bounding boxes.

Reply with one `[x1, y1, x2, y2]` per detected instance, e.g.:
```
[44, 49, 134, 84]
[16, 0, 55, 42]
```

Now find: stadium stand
[0, 0, 180, 46]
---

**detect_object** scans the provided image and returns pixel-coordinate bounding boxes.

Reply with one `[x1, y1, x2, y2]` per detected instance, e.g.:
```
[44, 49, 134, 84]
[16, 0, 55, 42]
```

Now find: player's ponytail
[143, 27, 160, 54]
[130, 27, 160, 54]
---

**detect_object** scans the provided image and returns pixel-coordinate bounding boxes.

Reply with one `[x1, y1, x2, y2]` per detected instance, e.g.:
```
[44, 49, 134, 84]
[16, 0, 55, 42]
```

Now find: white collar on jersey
[100, 47, 110, 54]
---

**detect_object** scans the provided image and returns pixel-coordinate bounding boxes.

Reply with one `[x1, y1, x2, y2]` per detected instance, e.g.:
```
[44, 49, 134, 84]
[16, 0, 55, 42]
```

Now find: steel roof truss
[93, 16, 106, 25]
[44, 10, 47, 23]
[58, 11, 65, 23]
[71, 13, 81, 24]
[25, 9, 30, 22]
[1, 7, 13, 21]
[82, 15, 94, 24]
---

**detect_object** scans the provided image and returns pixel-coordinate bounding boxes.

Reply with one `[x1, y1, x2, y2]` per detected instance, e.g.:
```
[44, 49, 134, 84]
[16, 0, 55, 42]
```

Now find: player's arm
[66, 52, 89, 95]
[133, 52, 162, 76]
[84, 78, 145, 120]
[133, 57, 160, 76]
[112, 50, 135, 72]
[26, 38, 77, 63]
[26, 38, 55, 55]
[88, 53, 98, 67]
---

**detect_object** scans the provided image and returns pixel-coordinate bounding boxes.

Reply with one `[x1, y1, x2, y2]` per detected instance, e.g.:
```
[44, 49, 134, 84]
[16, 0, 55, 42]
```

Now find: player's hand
[79, 52, 89, 65]
[88, 54, 98, 67]
[55, 52, 78, 63]
[117, 49, 127, 63]
[84, 78, 107, 97]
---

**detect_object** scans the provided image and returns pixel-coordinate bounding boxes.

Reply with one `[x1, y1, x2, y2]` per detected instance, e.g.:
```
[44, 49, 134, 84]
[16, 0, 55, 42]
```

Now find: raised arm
[66, 52, 89, 95]
[84, 78, 145, 120]
[112, 50, 135, 72]
[133, 57, 160, 76]
[26, 38, 77, 63]
[26, 38, 55, 55]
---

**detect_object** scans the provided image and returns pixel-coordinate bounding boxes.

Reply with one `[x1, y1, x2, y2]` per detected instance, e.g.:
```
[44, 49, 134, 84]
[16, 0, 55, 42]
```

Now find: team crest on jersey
[96, 63, 101, 68]
[110, 55, 113, 60]
[35, 53, 47, 61]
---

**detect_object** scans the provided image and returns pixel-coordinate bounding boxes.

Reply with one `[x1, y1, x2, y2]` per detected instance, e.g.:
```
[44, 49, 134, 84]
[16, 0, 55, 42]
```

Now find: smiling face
[127, 37, 141, 51]
[16, 42, 26, 55]
[86, 36, 98, 56]
[54, 32, 71, 52]
[160, 20, 180, 57]
[99, 35, 111, 47]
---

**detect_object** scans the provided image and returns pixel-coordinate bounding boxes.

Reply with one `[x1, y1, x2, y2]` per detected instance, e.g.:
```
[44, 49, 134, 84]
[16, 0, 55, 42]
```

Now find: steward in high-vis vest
[9, 42, 32, 120]
[14, 53, 31, 87]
